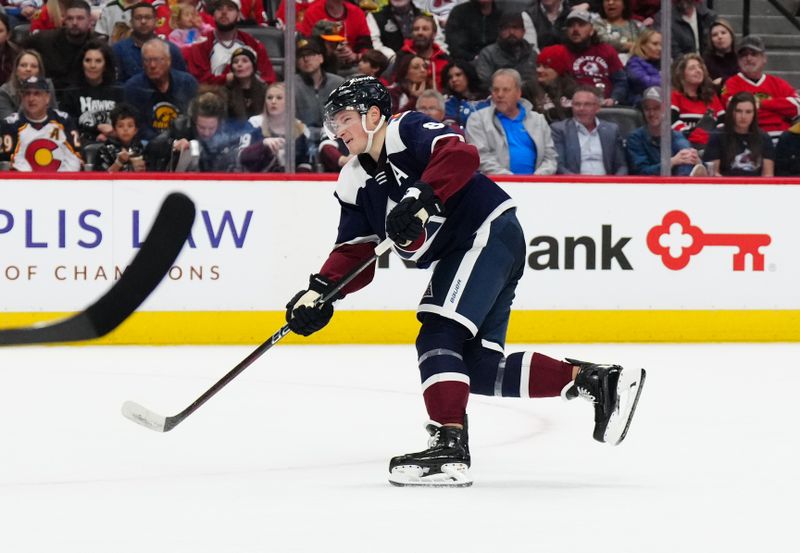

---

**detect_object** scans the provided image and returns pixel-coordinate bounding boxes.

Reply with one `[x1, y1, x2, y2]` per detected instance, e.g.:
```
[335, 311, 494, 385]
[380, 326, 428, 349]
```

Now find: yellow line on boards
[1, 310, 799, 344]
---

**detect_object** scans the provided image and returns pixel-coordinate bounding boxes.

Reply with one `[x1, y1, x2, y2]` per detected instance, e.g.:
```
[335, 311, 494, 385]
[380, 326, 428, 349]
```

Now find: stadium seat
[597, 106, 644, 140]
[11, 23, 31, 45]
[244, 26, 285, 80]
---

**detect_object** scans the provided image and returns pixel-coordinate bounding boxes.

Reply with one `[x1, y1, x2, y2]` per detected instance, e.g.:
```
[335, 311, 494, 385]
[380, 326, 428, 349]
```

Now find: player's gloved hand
[385, 181, 443, 245]
[285, 274, 337, 336]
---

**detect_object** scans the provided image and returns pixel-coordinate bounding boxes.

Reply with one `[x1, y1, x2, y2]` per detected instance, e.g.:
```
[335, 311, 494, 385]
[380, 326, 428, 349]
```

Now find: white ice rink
[1, 342, 795, 553]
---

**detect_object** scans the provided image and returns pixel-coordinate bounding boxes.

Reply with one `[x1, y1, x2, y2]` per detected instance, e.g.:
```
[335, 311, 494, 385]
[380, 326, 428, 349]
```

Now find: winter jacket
[475, 40, 537, 89]
[626, 126, 693, 176]
[625, 55, 660, 106]
[445, 0, 502, 62]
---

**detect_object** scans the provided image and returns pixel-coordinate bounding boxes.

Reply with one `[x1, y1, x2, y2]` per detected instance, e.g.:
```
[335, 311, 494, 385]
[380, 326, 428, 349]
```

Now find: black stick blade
[0, 192, 196, 345]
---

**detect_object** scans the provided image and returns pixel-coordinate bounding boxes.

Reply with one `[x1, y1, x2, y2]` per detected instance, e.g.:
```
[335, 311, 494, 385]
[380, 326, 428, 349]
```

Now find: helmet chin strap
[360, 113, 386, 154]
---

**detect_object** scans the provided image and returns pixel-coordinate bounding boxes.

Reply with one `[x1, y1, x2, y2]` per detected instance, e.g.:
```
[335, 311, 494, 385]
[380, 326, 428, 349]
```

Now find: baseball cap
[20, 76, 49, 92]
[737, 35, 765, 55]
[498, 12, 524, 30]
[641, 86, 663, 105]
[297, 37, 324, 57]
[215, 0, 241, 11]
[566, 9, 592, 23]
[313, 19, 347, 43]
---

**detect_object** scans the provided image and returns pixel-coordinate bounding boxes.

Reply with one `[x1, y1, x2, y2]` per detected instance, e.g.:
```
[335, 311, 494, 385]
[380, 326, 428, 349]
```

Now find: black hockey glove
[385, 181, 443, 245]
[285, 274, 338, 336]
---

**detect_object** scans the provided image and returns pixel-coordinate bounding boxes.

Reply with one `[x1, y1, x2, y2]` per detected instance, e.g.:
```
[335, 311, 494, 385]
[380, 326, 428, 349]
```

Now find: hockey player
[284, 75, 645, 487]
[0, 76, 82, 172]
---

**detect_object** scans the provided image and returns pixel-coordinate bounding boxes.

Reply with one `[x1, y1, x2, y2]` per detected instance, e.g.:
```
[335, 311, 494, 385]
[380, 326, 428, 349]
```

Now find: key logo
[647, 210, 771, 271]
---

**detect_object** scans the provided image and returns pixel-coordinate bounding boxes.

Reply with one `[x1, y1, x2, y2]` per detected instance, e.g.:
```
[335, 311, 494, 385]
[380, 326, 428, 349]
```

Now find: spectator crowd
[0, 0, 799, 176]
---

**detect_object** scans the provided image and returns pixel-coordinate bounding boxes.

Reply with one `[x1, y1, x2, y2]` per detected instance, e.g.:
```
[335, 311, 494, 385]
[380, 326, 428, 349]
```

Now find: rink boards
[0, 174, 798, 343]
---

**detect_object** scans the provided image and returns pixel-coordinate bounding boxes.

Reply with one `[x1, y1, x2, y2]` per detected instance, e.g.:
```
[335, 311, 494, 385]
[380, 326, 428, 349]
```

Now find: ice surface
[0, 343, 795, 553]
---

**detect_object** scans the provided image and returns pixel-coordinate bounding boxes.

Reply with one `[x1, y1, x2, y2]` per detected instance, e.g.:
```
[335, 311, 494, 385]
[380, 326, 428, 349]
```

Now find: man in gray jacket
[465, 68, 557, 175]
[550, 85, 628, 175]
[475, 12, 538, 87]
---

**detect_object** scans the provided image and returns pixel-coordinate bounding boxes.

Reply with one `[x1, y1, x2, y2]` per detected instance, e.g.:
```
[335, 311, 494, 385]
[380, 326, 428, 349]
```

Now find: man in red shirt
[721, 35, 800, 142]
[538, 9, 627, 106]
[185, 0, 276, 86]
[397, 13, 449, 91]
[297, 0, 372, 67]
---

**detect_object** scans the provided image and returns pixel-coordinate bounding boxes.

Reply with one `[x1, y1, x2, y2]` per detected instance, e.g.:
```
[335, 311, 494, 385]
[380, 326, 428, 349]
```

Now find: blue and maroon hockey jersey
[319, 110, 515, 295]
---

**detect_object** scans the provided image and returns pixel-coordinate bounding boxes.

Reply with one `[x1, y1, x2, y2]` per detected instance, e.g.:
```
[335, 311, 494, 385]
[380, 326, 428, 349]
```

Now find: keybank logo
[528, 225, 632, 270]
[647, 210, 771, 271]
[0, 208, 253, 249]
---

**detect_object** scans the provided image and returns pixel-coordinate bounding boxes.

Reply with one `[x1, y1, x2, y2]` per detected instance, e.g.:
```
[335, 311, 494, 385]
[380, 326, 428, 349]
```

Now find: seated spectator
[317, 135, 351, 172]
[168, 2, 212, 48]
[0, 12, 20, 86]
[388, 53, 431, 112]
[593, 0, 643, 65]
[413, 0, 464, 29]
[95, 102, 146, 171]
[226, 46, 267, 122]
[367, 0, 440, 63]
[445, 0, 502, 63]
[275, 0, 315, 28]
[547, 9, 627, 106]
[524, 0, 573, 50]
[475, 11, 537, 88]
[703, 18, 737, 91]
[415, 88, 464, 135]
[396, 13, 448, 91]
[528, 46, 576, 122]
[703, 91, 774, 177]
[627, 86, 701, 176]
[671, 53, 724, 148]
[722, 36, 800, 143]
[294, 36, 345, 141]
[0, 76, 82, 171]
[550, 84, 628, 174]
[629, 0, 658, 24]
[441, 60, 489, 128]
[185, 0, 276, 86]
[4, 0, 41, 29]
[240, 82, 313, 172]
[60, 40, 124, 145]
[465, 68, 557, 175]
[123, 38, 198, 139]
[655, 0, 716, 58]
[24, 0, 100, 93]
[775, 117, 800, 176]
[625, 28, 660, 106]
[0, 49, 57, 120]
[148, 89, 247, 172]
[113, 3, 187, 83]
[30, 0, 68, 32]
[357, 48, 390, 83]
[94, 0, 139, 40]
[296, 0, 372, 68]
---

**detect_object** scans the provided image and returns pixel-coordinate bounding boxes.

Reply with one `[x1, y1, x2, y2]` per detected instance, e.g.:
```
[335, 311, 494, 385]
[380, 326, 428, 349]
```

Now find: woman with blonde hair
[671, 53, 724, 148]
[0, 49, 58, 119]
[31, 0, 68, 32]
[625, 28, 661, 106]
[240, 82, 313, 172]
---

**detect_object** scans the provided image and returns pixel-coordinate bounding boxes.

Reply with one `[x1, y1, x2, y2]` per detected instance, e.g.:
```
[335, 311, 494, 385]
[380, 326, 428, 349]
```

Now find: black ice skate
[388, 419, 472, 487]
[562, 358, 646, 446]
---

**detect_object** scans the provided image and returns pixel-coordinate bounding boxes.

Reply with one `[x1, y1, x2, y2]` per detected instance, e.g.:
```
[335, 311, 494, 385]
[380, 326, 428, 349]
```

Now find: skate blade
[604, 368, 646, 446]
[388, 463, 473, 488]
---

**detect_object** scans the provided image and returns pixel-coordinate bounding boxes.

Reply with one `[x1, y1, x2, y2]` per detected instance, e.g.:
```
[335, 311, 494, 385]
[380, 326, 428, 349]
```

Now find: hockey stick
[0, 192, 195, 346]
[122, 238, 394, 433]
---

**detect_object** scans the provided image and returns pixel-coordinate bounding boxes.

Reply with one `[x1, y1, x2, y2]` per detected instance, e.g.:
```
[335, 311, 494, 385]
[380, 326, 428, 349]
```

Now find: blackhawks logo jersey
[0, 109, 83, 172]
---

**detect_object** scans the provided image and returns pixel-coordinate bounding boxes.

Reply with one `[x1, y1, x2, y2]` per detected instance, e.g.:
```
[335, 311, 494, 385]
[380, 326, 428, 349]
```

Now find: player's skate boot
[388, 417, 472, 487]
[562, 358, 646, 446]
